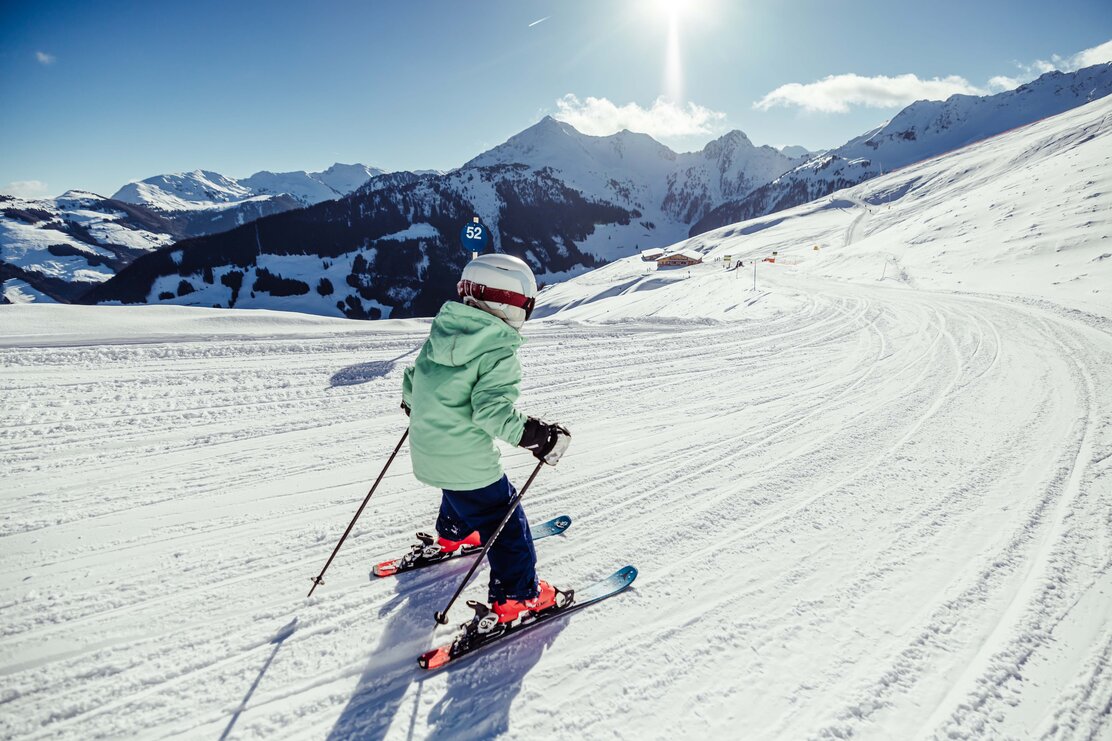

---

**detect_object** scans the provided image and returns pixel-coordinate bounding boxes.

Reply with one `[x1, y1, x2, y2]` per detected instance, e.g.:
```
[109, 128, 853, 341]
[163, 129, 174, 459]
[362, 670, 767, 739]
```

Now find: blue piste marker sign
[459, 217, 489, 254]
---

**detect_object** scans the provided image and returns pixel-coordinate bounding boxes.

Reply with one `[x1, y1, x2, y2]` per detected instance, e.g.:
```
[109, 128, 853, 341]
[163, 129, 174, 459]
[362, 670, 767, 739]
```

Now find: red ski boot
[491, 580, 566, 623]
[436, 531, 481, 553]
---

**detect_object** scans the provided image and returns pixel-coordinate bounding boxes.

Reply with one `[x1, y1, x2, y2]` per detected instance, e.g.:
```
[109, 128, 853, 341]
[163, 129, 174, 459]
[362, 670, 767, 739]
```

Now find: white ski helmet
[457, 253, 538, 330]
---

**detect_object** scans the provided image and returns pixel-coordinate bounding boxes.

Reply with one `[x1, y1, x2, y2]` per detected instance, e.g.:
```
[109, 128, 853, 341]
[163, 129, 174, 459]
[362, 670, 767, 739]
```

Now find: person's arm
[470, 351, 527, 444]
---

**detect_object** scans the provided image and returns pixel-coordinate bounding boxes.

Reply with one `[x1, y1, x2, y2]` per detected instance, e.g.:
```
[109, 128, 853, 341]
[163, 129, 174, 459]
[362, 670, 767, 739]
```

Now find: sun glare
[633, 0, 717, 102]
[653, 0, 687, 22]
[651, 0, 707, 23]
[653, 0, 707, 103]
[665, 18, 683, 102]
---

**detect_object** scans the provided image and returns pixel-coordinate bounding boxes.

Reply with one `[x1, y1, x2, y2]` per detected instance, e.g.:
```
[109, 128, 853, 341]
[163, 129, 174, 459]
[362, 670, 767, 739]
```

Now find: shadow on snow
[329, 347, 419, 388]
[220, 617, 299, 741]
[326, 563, 567, 740]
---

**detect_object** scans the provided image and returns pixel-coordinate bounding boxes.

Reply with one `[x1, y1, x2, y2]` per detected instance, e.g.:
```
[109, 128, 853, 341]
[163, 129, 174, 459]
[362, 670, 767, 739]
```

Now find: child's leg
[486, 500, 538, 602]
[442, 475, 538, 602]
[435, 493, 472, 541]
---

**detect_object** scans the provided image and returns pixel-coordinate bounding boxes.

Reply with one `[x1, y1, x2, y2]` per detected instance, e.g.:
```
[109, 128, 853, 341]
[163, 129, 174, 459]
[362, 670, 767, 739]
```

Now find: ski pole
[434, 459, 546, 624]
[307, 428, 409, 598]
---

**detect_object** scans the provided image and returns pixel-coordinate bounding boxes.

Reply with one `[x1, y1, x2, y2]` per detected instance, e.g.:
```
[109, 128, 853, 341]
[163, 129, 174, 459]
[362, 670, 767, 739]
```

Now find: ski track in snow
[1, 265, 1111, 740]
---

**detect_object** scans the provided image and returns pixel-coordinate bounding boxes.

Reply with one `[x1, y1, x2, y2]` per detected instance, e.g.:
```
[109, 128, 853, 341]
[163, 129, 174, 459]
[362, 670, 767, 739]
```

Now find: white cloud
[2, 180, 51, 198]
[754, 74, 984, 113]
[1070, 39, 1112, 69]
[754, 38, 1112, 113]
[989, 38, 1111, 92]
[988, 75, 1024, 92]
[35, 51, 55, 65]
[553, 95, 727, 138]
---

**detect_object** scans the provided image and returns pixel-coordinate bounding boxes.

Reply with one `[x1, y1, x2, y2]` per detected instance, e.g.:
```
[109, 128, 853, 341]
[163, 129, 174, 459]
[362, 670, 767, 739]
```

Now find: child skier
[401, 253, 571, 623]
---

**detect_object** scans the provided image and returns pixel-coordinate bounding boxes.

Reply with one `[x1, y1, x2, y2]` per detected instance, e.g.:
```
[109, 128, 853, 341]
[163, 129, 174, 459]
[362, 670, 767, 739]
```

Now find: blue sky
[1, 0, 1110, 198]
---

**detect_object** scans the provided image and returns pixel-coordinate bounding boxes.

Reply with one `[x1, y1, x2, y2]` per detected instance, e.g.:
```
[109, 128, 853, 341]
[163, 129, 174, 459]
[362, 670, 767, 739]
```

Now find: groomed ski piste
[2, 95, 1111, 740]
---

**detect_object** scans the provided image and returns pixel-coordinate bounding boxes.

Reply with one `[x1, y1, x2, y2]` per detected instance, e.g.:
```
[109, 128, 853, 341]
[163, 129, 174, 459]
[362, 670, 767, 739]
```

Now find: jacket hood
[425, 301, 523, 367]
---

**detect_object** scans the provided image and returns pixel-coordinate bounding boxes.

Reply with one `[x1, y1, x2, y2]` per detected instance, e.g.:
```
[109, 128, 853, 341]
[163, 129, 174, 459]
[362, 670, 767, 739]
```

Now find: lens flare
[649, 0, 711, 103]
[664, 17, 682, 102]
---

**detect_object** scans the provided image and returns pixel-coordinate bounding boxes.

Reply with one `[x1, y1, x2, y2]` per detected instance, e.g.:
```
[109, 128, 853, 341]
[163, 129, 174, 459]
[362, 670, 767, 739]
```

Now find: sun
[651, 0, 700, 23]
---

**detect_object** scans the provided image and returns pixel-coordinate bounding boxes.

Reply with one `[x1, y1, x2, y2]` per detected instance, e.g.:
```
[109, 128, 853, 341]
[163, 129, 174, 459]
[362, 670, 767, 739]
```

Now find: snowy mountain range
[80, 164, 632, 318]
[690, 63, 1112, 235]
[1, 164, 397, 303]
[79, 125, 811, 318]
[1, 191, 179, 302]
[465, 117, 805, 231]
[112, 163, 386, 211]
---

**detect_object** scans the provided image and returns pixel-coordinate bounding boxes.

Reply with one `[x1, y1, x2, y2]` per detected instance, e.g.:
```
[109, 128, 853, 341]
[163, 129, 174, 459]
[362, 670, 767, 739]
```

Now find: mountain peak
[522, 115, 577, 136]
[721, 129, 753, 144]
[779, 145, 814, 159]
[701, 129, 757, 161]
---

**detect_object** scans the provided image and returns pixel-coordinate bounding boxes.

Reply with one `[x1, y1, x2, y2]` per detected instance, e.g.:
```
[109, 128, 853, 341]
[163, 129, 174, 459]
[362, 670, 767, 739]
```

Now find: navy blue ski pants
[437, 474, 538, 602]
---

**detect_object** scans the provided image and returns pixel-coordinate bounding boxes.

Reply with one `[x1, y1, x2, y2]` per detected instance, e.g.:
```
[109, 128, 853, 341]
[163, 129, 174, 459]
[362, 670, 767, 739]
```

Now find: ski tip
[614, 565, 638, 586]
[552, 515, 572, 532]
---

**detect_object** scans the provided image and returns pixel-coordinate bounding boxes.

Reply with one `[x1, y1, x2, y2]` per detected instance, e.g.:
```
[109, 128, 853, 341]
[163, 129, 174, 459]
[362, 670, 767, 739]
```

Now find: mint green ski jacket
[402, 301, 528, 490]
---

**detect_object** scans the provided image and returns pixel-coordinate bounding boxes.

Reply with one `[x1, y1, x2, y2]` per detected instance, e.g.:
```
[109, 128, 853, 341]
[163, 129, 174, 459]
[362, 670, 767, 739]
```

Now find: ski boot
[436, 531, 481, 554]
[373, 531, 482, 577]
[435, 582, 575, 665]
[491, 580, 573, 624]
[395, 531, 467, 569]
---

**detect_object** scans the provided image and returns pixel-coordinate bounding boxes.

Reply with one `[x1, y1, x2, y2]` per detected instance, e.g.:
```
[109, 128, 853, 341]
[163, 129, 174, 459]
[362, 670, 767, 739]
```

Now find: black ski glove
[401, 401, 411, 417]
[518, 417, 571, 465]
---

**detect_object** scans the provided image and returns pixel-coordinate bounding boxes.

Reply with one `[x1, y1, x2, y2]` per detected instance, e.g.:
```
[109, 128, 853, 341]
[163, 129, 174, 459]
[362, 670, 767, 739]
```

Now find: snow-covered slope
[692, 62, 1112, 235]
[317, 163, 390, 194]
[778, 144, 816, 158]
[112, 170, 257, 211]
[664, 90, 1109, 320]
[1, 190, 177, 303]
[241, 164, 387, 206]
[2, 89, 1110, 737]
[2, 165, 394, 304]
[543, 91, 1111, 324]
